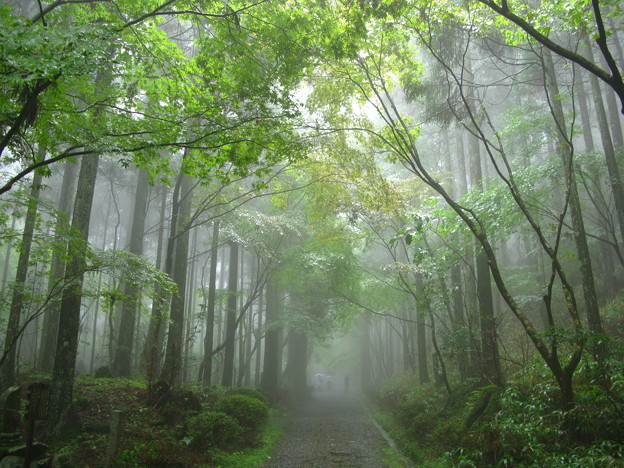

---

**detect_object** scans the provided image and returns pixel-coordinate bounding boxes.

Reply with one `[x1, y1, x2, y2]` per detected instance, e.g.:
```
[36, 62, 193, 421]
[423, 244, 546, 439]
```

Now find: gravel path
[264, 391, 386, 468]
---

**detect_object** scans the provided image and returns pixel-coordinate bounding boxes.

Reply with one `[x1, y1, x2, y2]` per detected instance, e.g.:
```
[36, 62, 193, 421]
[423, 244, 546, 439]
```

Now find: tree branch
[477, 0, 624, 113]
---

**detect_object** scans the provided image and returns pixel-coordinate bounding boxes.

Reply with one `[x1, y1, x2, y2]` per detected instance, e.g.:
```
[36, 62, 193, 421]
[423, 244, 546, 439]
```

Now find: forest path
[263, 390, 387, 468]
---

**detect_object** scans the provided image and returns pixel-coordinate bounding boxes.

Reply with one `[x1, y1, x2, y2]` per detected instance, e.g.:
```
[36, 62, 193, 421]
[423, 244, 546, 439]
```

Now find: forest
[0, 0, 623, 466]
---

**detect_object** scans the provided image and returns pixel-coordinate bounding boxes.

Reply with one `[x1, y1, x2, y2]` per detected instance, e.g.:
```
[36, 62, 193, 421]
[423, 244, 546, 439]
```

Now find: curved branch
[477, 0, 624, 113]
[0, 147, 90, 196]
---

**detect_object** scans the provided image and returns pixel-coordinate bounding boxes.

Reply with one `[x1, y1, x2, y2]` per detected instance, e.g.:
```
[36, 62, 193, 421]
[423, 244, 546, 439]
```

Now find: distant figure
[326, 374, 332, 391]
[315, 373, 324, 392]
[344, 373, 351, 393]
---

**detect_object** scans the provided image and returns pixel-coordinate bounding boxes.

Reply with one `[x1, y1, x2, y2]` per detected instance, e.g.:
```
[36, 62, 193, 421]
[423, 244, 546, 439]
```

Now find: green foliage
[374, 352, 624, 467]
[228, 387, 270, 406]
[119, 442, 159, 467]
[185, 411, 243, 452]
[208, 408, 285, 468]
[215, 394, 269, 434]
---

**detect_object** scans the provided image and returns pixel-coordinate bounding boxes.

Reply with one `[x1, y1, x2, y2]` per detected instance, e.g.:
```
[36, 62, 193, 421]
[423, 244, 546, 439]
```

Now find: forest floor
[264, 390, 403, 468]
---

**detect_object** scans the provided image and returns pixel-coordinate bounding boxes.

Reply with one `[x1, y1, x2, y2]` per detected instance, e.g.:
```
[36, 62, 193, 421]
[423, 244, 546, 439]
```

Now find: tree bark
[160, 166, 193, 386]
[260, 280, 280, 399]
[466, 80, 502, 384]
[254, 278, 264, 387]
[580, 33, 624, 250]
[200, 220, 219, 385]
[143, 183, 168, 385]
[38, 160, 77, 371]
[285, 330, 308, 396]
[48, 151, 100, 439]
[543, 50, 604, 339]
[221, 241, 239, 387]
[0, 169, 42, 390]
[112, 168, 149, 377]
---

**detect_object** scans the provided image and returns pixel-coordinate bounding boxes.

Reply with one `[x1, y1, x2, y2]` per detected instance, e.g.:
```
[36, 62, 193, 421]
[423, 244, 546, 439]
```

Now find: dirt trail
[264, 391, 386, 468]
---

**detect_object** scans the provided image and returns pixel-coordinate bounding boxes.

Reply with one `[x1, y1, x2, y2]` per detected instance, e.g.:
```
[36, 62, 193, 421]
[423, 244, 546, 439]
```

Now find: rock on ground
[264, 391, 385, 468]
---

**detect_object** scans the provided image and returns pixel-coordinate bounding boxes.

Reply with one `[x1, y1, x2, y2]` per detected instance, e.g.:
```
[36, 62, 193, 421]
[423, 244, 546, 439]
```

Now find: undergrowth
[371, 354, 624, 467]
[15, 373, 280, 467]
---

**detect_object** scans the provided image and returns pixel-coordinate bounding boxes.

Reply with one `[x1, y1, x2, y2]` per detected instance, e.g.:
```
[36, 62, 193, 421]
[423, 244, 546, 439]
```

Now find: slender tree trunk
[416, 308, 429, 384]
[575, 73, 596, 151]
[200, 220, 219, 385]
[286, 330, 308, 396]
[1, 216, 17, 297]
[38, 160, 77, 371]
[401, 319, 410, 373]
[112, 168, 148, 377]
[260, 280, 280, 399]
[144, 184, 168, 385]
[236, 250, 246, 386]
[581, 33, 624, 248]
[222, 241, 239, 387]
[544, 50, 604, 339]
[160, 167, 193, 386]
[243, 256, 256, 387]
[182, 227, 198, 382]
[467, 99, 502, 384]
[48, 151, 100, 439]
[359, 312, 373, 393]
[254, 279, 264, 386]
[90, 220, 110, 373]
[0, 170, 42, 390]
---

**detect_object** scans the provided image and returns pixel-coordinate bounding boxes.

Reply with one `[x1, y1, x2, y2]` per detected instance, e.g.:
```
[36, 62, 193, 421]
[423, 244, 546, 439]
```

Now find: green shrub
[229, 387, 269, 405]
[74, 395, 91, 411]
[185, 411, 243, 452]
[215, 394, 269, 432]
[94, 365, 112, 378]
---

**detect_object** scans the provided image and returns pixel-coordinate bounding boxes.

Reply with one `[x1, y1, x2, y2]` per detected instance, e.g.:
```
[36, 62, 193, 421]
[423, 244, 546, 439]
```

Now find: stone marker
[0, 387, 21, 434]
[24, 383, 51, 468]
[106, 410, 127, 467]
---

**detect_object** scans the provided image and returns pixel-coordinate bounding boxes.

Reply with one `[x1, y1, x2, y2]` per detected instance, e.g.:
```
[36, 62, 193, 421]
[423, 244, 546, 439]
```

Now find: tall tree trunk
[243, 256, 256, 387]
[236, 250, 246, 387]
[112, 168, 148, 377]
[401, 319, 410, 373]
[286, 330, 308, 396]
[244, 300, 253, 387]
[89, 208, 111, 373]
[575, 73, 595, 151]
[38, 160, 77, 371]
[144, 184, 168, 386]
[581, 33, 624, 248]
[182, 227, 198, 383]
[0, 169, 42, 390]
[200, 220, 219, 385]
[48, 151, 100, 439]
[254, 279, 264, 387]
[416, 309, 429, 384]
[160, 167, 193, 386]
[447, 128, 470, 381]
[260, 280, 280, 399]
[467, 95, 502, 385]
[543, 50, 604, 340]
[1, 216, 17, 296]
[359, 312, 373, 393]
[221, 241, 239, 387]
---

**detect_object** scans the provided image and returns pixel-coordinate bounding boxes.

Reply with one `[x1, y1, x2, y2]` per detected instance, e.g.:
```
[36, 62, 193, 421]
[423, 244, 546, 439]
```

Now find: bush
[229, 387, 269, 406]
[186, 411, 243, 452]
[94, 365, 112, 378]
[215, 394, 269, 433]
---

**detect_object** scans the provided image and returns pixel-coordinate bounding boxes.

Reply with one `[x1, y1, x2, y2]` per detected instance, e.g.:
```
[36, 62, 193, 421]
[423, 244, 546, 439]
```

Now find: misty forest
[1, 0, 624, 466]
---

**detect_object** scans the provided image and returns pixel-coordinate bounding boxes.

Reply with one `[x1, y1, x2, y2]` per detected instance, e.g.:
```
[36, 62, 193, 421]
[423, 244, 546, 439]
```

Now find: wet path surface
[264, 391, 385, 468]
